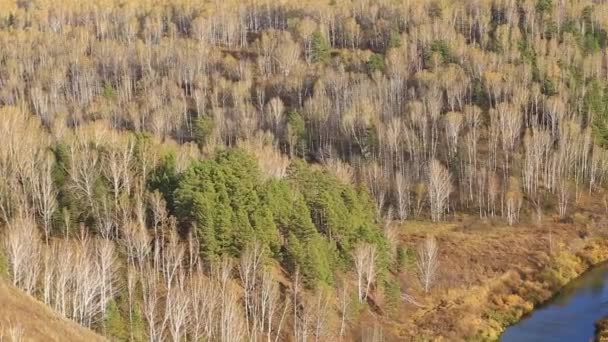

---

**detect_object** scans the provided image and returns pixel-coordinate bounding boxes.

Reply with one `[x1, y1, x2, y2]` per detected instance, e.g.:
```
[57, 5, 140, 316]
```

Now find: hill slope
[0, 279, 105, 342]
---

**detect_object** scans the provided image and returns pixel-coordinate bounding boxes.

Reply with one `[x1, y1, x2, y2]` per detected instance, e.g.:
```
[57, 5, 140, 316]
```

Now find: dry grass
[374, 211, 608, 341]
[0, 280, 105, 342]
[596, 317, 608, 342]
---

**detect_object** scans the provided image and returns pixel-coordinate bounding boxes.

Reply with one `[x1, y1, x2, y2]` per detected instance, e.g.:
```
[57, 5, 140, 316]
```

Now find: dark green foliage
[193, 116, 215, 148]
[430, 40, 453, 60]
[102, 82, 117, 100]
[518, 41, 535, 63]
[581, 28, 608, 55]
[587, 80, 608, 146]
[286, 110, 307, 156]
[105, 300, 128, 341]
[559, 7, 608, 56]
[287, 161, 388, 271]
[311, 31, 331, 63]
[51, 143, 69, 188]
[129, 305, 146, 342]
[174, 150, 388, 287]
[536, 0, 552, 14]
[285, 233, 334, 287]
[367, 53, 385, 74]
[541, 78, 558, 96]
[471, 80, 491, 109]
[148, 152, 180, 213]
[260, 179, 316, 240]
[0, 248, 8, 279]
[395, 245, 411, 273]
[174, 150, 280, 259]
[51, 141, 109, 235]
[563, 64, 584, 95]
[424, 40, 456, 67]
[387, 31, 402, 50]
[383, 278, 402, 317]
[544, 19, 558, 39]
[173, 150, 330, 285]
[561, 19, 578, 36]
[261, 179, 334, 286]
[133, 133, 153, 167]
[50, 143, 70, 212]
[5, 13, 16, 28]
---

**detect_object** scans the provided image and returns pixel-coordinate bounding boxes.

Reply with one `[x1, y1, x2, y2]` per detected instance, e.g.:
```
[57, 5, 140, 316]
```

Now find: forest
[0, 0, 607, 340]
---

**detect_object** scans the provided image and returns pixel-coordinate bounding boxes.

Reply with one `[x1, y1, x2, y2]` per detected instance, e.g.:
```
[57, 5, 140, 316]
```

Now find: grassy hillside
[0, 279, 105, 342]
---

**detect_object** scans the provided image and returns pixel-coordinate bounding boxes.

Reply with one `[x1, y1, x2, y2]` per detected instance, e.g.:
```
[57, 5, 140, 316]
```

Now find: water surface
[501, 263, 608, 342]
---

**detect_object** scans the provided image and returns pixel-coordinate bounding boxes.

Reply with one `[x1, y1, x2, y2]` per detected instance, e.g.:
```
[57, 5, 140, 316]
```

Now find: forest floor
[0, 278, 106, 341]
[369, 193, 608, 341]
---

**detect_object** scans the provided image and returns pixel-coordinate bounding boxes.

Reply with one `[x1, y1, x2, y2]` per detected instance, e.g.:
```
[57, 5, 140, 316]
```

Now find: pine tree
[105, 300, 128, 341]
[311, 31, 330, 63]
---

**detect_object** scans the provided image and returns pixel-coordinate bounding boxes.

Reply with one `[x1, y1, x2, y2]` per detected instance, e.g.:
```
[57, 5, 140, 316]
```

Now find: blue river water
[501, 263, 608, 342]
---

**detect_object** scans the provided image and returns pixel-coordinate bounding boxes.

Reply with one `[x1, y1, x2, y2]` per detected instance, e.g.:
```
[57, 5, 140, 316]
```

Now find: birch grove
[1, 0, 608, 340]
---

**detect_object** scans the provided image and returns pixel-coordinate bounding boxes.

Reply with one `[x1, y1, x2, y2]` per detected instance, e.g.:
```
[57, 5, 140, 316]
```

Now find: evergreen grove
[163, 149, 389, 288]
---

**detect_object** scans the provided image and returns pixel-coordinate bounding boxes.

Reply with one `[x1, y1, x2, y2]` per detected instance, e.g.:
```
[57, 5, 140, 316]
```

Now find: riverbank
[377, 208, 608, 341]
[596, 317, 608, 342]
[483, 239, 608, 341]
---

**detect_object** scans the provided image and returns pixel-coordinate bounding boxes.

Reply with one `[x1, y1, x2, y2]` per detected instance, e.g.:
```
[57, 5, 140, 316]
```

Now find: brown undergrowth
[373, 210, 608, 341]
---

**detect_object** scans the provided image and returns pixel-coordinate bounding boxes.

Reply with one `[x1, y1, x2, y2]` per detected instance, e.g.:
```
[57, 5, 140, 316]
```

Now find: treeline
[0, 0, 607, 340]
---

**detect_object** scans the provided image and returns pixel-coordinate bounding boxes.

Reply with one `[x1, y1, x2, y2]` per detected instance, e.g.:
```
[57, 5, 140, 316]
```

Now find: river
[501, 263, 608, 342]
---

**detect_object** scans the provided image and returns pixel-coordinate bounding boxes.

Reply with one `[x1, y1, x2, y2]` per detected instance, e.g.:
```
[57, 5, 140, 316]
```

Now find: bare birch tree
[4, 217, 41, 295]
[30, 154, 57, 244]
[428, 160, 453, 222]
[505, 177, 523, 226]
[353, 243, 377, 302]
[558, 179, 570, 219]
[394, 172, 411, 221]
[417, 236, 439, 293]
[239, 241, 264, 339]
